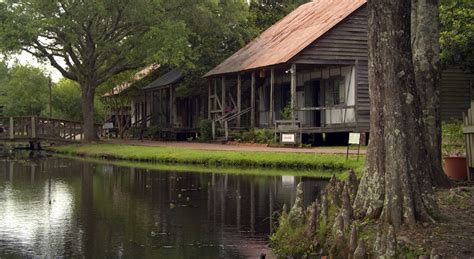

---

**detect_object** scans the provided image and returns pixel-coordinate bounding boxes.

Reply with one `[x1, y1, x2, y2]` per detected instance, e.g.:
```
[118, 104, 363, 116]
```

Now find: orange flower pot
[443, 156, 468, 181]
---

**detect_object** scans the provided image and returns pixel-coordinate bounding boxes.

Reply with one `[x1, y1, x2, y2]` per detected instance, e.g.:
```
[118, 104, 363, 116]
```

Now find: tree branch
[31, 40, 78, 81]
[96, 61, 144, 85]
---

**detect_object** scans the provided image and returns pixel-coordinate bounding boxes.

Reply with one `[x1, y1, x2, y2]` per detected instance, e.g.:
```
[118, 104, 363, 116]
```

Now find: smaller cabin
[137, 68, 201, 140]
[104, 66, 201, 140]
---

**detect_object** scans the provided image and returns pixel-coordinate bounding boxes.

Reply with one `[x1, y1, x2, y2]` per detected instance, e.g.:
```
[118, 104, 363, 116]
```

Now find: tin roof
[142, 68, 184, 90]
[204, 0, 366, 77]
[103, 64, 160, 97]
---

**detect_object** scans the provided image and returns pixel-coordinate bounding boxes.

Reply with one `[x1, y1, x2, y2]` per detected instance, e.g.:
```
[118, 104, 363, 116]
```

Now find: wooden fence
[0, 116, 95, 143]
[463, 102, 474, 181]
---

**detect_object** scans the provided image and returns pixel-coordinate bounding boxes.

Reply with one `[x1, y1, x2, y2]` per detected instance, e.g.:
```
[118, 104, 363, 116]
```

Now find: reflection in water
[0, 157, 327, 258]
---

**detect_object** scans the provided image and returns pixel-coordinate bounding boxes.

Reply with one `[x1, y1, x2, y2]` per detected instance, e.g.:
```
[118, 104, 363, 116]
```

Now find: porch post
[290, 64, 296, 122]
[222, 76, 226, 115]
[159, 89, 162, 125]
[269, 68, 275, 126]
[169, 86, 173, 127]
[143, 92, 147, 127]
[251, 72, 256, 128]
[237, 73, 242, 127]
[31, 116, 36, 138]
[208, 80, 212, 120]
[214, 79, 218, 113]
[150, 91, 154, 125]
[9, 117, 13, 139]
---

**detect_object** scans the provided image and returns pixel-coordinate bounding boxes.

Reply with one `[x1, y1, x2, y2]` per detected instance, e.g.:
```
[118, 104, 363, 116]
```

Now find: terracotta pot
[443, 156, 468, 181]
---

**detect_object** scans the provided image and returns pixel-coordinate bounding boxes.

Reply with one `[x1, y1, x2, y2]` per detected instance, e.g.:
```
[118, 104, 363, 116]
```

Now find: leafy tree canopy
[0, 64, 49, 116]
[51, 79, 83, 121]
[440, 0, 474, 70]
[0, 0, 198, 140]
[249, 0, 310, 31]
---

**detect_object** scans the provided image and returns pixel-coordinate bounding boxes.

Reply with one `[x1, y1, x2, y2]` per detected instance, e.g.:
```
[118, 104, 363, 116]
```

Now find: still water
[0, 155, 327, 258]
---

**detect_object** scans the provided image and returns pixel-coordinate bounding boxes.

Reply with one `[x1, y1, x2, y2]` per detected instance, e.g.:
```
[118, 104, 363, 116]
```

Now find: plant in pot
[442, 122, 467, 180]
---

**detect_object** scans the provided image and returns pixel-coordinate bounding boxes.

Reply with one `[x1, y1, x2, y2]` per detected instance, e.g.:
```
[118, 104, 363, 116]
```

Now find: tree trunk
[353, 0, 438, 228]
[411, 0, 450, 187]
[81, 82, 99, 142]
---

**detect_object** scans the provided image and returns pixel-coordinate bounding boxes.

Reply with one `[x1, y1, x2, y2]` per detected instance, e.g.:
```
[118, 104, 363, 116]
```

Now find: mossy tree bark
[353, 0, 438, 228]
[80, 81, 98, 142]
[412, 0, 450, 187]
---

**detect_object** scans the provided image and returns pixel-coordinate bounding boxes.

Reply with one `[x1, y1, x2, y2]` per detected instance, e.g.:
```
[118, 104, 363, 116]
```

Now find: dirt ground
[399, 184, 474, 258]
[105, 139, 367, 155]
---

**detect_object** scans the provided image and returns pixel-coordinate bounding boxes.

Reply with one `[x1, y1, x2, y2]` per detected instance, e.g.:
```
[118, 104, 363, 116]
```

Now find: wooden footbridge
[0, 116, 89, 148]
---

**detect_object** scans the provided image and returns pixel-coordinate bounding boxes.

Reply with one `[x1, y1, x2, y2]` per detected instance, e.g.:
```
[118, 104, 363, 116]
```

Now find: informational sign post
[347, 133, 362, 160]
[281, 133, 296, 144]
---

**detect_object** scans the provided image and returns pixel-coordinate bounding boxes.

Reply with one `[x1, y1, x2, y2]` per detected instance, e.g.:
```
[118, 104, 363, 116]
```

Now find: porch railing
[212, 107, 252, 140]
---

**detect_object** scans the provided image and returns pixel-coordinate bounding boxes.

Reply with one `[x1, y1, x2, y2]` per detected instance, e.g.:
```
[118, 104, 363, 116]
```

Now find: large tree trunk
[411, 0, 450, 187]
[81, 82, 99, 142]
[353, 0, 438, 228]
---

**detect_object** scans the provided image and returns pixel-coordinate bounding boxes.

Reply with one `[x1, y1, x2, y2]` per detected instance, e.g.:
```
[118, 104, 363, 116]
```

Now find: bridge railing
[0, 116, 91, 142]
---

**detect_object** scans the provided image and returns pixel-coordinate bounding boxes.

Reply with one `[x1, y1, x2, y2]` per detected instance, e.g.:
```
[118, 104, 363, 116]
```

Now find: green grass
[48, 143, 365, 175]
[56, 154, 349, 178]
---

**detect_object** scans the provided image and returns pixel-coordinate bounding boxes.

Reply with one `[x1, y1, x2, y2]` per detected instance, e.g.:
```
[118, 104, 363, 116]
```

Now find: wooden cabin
[104, 66, 201, 140]
[138, 68, 201, 140]
[441, 68, 474, 122]
[205, 0, 473, 144]
[103, 64, 160, 136]
[140, 68, 200, 138]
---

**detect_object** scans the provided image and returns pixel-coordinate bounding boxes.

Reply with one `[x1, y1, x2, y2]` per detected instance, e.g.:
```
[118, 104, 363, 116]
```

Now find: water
[0, 155, 327, 258]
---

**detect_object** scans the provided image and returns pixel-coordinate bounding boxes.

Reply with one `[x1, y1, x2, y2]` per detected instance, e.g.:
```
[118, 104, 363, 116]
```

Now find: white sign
[103, 122, 114, 129]
[349, 133, 361, 145]
[281, 133, 296, 143]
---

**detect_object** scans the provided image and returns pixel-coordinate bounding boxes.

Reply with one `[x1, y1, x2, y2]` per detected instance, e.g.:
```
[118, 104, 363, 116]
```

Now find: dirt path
[399, 186, 474, 258]
[105, 139, 367, 155]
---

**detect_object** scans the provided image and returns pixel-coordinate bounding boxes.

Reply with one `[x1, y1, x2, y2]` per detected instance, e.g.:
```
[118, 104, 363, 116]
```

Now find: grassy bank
[48, 144, 365, 174]
[56, 154, 350, 178]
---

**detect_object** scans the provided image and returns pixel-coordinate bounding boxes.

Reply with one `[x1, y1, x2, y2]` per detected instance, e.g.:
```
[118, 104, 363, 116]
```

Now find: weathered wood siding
[292, 5, 370, 131]
[440, 68, 473, 121]
[356, 60, 369, 130]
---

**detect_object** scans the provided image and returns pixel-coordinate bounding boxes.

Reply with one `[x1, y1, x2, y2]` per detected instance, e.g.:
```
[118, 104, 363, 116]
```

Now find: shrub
[128, 127, 141, 138]
[199, 119, 212, 141]
[235, 128, 256, 142]
[281, 101, 292, 120]
[442, 122, 465, 156]
[255, 129, 274, 144]
[270, 207, 312, 257]
[235, 129, 273, 144]
[146, 125, 160, 138]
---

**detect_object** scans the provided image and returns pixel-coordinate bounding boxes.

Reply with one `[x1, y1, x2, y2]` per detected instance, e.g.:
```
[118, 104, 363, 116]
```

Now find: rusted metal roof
[103, 64, 160, 97]
[204, 0, 366, 77]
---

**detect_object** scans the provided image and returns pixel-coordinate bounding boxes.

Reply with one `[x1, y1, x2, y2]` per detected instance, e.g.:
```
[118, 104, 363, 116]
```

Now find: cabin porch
[207, 63, 361, 141]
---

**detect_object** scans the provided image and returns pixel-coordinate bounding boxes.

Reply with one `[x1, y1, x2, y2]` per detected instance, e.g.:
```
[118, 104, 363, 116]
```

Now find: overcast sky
[9, 51, 63, 83]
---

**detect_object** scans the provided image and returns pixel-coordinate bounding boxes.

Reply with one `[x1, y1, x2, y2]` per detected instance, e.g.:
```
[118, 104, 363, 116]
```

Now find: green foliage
[145, 125, 161, 139]
[128, 128, 141, 139]
[50, 143, 365, 172]
[236, 129, 256, 143]
[440, 0, 474, 69]
[442, 122, 465, 156]
[269, 213, 313, 256]
[255, 129, 274, 144]
[51, 79, 82, 121]
[235, 129, 273, 144]
[249, 0, 310, 32]
[199, 119, 213, 141]
[281, 102, 292, 120]
[0, 64, 49, 116]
